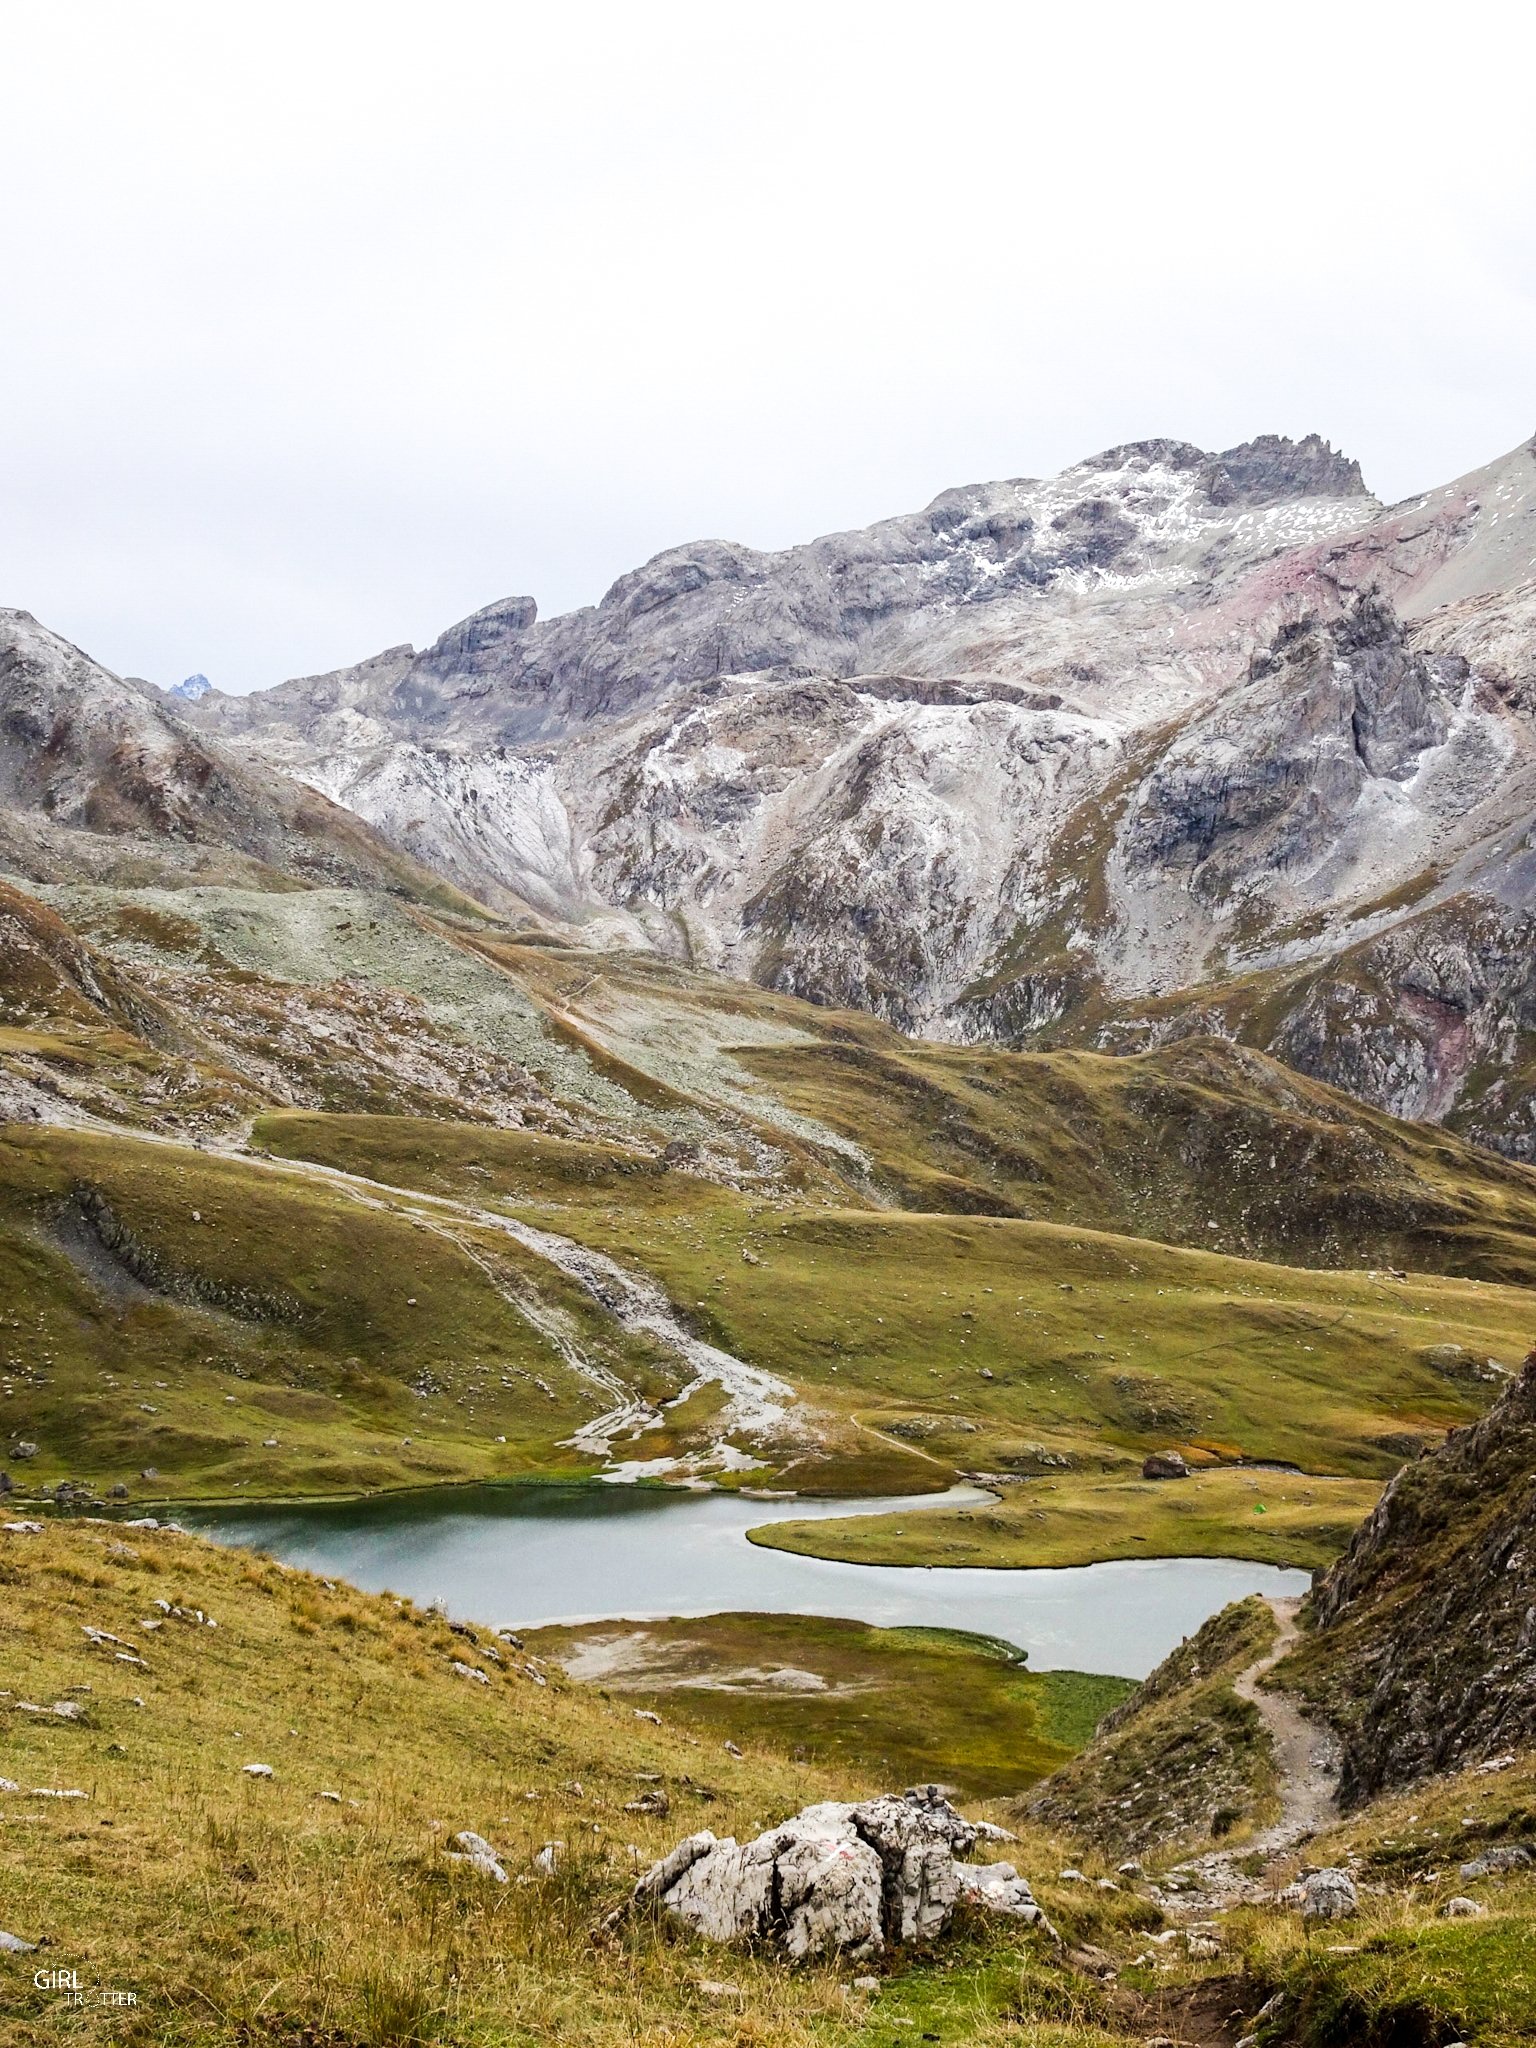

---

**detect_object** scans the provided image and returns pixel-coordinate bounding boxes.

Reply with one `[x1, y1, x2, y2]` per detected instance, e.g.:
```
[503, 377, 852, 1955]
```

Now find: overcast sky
[3, 2, 1534, 694]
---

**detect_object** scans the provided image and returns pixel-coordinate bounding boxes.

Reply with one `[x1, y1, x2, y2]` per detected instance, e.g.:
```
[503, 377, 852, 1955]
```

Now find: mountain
[183, 431, 1536, 1155]
[170, 672, 211, 701]
[0, 608, 515, 908]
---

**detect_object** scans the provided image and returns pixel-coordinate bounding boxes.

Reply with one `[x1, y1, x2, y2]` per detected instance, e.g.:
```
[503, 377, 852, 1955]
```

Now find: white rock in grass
[241, 1763, 275, 1779]
[957, 1862, 1054, 1930]
[1301, 1868, 1358, 1921]
[450, 1660, 491, 1685]
[626, 1788, 1041, 1961]
[448, 1830, 508, 1882]
[634, 1708, 662, 1724]
[0, 1931, 37, 1953]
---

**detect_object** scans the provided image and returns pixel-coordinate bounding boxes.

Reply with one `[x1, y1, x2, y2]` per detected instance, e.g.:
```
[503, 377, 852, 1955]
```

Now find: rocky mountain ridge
[0, 607, 504, 909]
[5, 428, 1535, 1159]
[170, 430, 1536, 1154]
[1294, 1345, 1536, 1804]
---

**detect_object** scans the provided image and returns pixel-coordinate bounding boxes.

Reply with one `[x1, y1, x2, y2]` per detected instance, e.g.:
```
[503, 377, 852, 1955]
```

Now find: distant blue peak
[171, 673, 212, 700]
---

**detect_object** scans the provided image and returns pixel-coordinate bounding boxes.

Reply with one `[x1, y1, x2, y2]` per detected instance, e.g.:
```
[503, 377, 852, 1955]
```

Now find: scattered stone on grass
[1460, 1844, 1533, 1879]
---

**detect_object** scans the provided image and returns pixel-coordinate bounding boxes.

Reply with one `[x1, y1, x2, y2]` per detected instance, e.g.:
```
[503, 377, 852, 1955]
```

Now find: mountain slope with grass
[0, 1517, 1192, 2048]
[4, 851, 1536, 1558]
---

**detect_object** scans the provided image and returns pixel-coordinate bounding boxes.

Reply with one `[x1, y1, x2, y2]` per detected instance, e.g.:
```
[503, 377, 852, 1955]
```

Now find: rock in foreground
[625, 1785, 1053, 1960]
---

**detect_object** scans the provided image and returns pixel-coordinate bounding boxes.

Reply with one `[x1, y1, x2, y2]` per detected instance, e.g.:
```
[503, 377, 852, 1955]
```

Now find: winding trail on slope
[1233, 1596, 1341, 1854]
[1172, 1595, 1341, 1906]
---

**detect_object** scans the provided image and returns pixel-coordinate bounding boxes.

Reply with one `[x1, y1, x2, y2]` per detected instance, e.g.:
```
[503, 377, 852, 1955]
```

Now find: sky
[3, 2, 1534, 695]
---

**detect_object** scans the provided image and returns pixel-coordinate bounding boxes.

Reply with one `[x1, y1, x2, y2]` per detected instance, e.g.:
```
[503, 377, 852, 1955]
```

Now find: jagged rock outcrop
[624, 1786, 1051, 1959]
[1294, 1349, 1536, 1802]
[1122, 595, 1462, 900]
[0, 610, 502, 905]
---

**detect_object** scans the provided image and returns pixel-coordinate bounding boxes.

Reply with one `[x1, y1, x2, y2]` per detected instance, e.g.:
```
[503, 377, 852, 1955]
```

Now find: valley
[4, 426, 1536, 2046]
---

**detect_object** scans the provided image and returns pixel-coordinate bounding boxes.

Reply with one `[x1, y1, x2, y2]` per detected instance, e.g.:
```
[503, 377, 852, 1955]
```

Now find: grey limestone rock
[1459, 1844, 1534, 1880]
[628, 1789, 1048, 1960]
[1300, 1868, 1358, 1921]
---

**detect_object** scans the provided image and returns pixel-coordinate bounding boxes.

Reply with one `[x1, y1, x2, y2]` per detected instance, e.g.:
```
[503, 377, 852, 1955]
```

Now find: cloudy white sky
[3, 2, 1534, 694]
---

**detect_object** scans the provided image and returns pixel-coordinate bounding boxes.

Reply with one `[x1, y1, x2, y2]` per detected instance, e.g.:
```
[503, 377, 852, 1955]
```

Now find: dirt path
[1168, 1595, 1341, 1907]
[1233, 1596, 1341, 1854]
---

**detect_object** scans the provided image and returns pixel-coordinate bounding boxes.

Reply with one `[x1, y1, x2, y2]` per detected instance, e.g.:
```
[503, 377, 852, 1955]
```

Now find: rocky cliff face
[0, 610, 504, 905]
[153, 432, 1536, 1153]
[1293, 1350, 1536, 1804]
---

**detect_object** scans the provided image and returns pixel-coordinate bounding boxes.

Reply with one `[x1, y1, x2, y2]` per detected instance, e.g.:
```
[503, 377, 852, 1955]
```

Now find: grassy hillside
[248, 1109, 1536, 1562]
[3, 1094, 1529, 1572]
[5, 866, 1536, 1571]
[8, 1522, 1535, 2048]
[1024, 1597, 1281, 1858]
[1017, 1581, 1536, 2048]
[0, 1520, 1164, 2048]
[0, 1124, 687, 1505]
[735, 1031, 1536, 1284]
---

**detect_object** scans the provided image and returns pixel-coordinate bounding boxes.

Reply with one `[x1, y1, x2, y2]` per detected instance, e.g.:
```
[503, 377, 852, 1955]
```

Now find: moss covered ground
[524, 1613, 1131, 1799]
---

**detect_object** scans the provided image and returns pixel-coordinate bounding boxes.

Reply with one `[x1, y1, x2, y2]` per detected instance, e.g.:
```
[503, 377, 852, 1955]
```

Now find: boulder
[0, 1930, 37, 1953]
[1142, 1450, 1190, 1480]
[1300, 1868, 1358, 1920]
[853, 1787, 975, 1944]
[626, 1788, 1052, 1959]
[1459, 1844, 1533, 1880]
[1442, 1896, 1486, 1918]
[8, 1443, 39, 1462]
